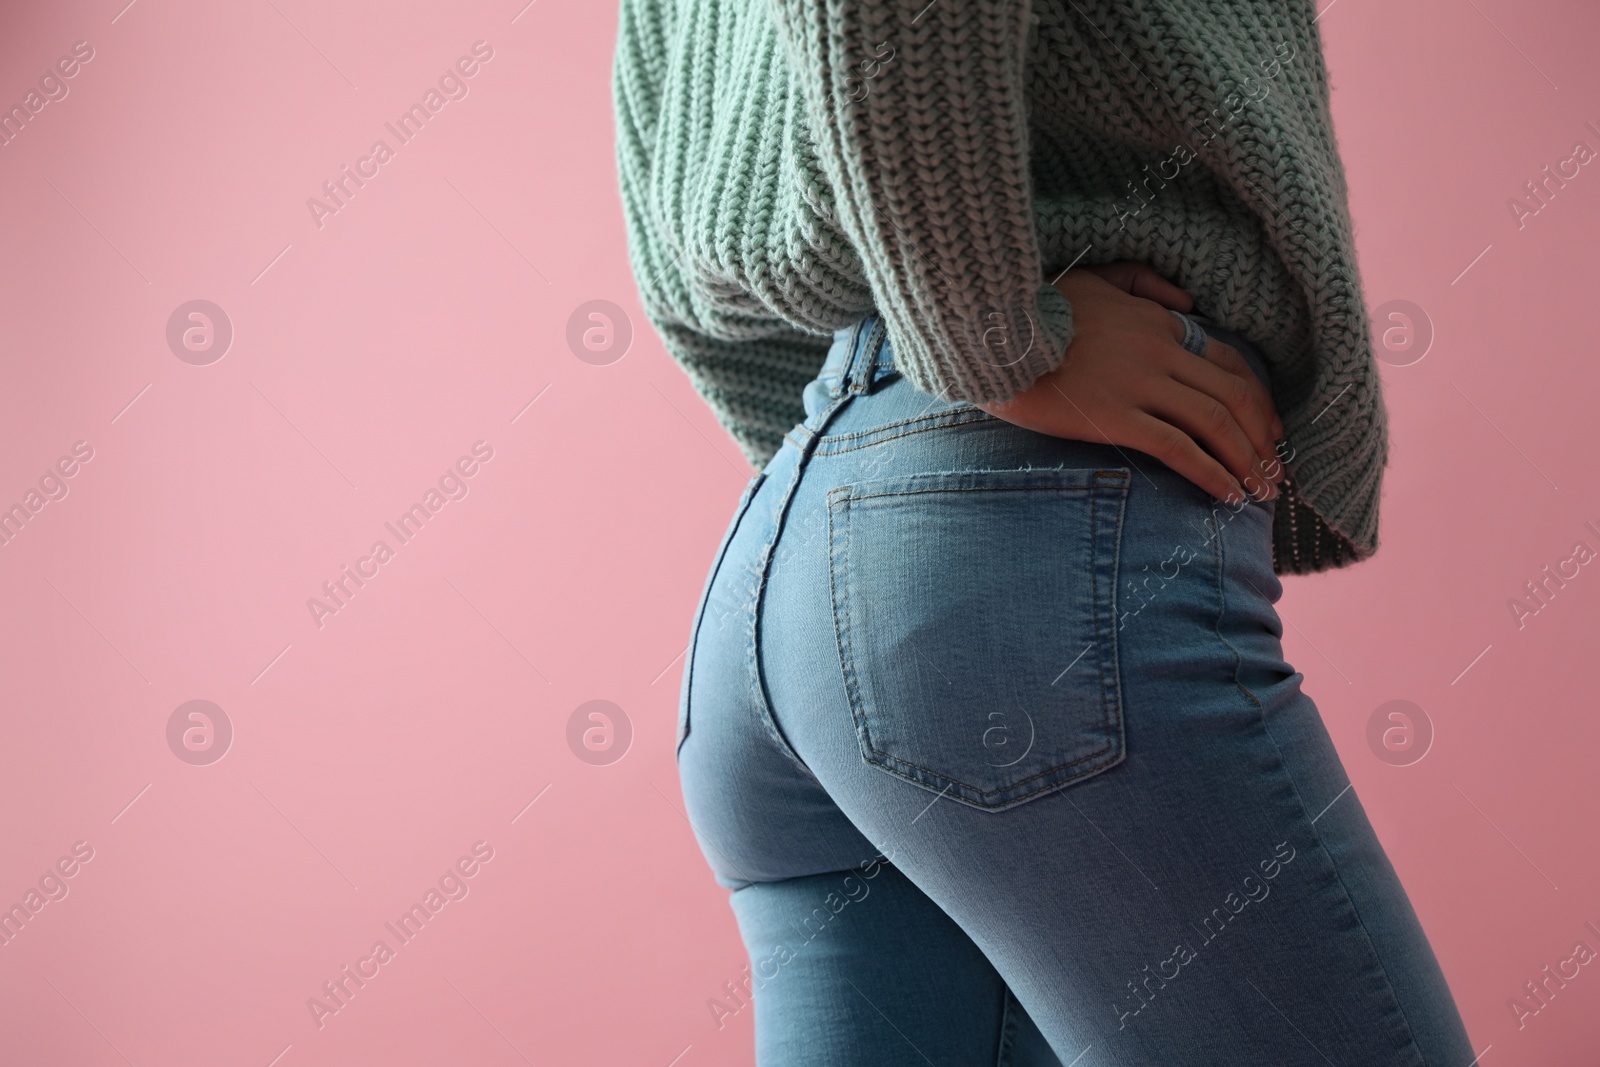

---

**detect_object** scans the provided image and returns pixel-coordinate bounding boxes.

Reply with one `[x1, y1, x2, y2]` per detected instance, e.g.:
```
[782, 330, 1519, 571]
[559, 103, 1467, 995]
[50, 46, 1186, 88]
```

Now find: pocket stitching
[828, 470, 1129, 808]
[811, 408, 997, 453]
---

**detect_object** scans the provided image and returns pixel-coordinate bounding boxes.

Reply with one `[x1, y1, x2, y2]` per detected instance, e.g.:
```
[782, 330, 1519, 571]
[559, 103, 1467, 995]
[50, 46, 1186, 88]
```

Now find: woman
[614, 0, 1477, 1062]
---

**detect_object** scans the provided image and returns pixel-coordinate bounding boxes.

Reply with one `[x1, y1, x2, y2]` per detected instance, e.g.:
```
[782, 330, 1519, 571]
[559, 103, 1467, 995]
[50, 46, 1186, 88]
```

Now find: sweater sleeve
[614, 0, 832, 468]
[768, 0, 1074, 404]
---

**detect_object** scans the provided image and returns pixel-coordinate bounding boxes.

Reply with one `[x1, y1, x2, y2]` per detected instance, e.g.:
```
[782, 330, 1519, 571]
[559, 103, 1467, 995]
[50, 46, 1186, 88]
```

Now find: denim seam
[790, 405, 995, 456]
[1093, 478, 1128, 769]
[811, 409, 998, 452]
[828, 490, 869, 781]
[821, 409, 986, 442]
[828, 475, 1129, 807]
[748, 398, 857, 781]
[994, 986, 1022, 1067]
[1217, 521, 1431, 1067]
[677, 470, 767, 759]
[845, 484, 1098, 504]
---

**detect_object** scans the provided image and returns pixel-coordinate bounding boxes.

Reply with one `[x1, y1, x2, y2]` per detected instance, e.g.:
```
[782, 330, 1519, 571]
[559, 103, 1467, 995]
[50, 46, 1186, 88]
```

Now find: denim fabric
[676, 313, 1476, 1065]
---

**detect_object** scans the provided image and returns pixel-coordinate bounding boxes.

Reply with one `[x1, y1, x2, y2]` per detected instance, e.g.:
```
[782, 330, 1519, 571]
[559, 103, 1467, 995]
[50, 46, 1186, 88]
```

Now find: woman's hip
[683, 309, 1294, 823]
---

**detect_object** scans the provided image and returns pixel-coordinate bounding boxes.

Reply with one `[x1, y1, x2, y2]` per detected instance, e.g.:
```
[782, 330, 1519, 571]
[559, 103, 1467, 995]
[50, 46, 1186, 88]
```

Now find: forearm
[768, 0, 1074, 404]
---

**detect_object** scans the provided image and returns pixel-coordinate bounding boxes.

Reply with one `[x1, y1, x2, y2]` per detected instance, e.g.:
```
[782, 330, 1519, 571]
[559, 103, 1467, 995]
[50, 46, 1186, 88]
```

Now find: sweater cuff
[1031, 279, 1076, 375]
[891, 279, 1077, 406]
[970, 279, 1076, 402]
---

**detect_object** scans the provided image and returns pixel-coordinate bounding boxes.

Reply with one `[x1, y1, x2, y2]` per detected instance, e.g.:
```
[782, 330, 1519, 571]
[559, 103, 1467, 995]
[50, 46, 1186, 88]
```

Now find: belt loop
[843, 313, 886, 396]
[827, 317, 867, 399]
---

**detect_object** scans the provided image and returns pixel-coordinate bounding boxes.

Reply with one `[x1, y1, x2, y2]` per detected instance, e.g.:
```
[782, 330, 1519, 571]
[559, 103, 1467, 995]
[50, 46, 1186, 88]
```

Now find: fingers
[1122, 409, 1252, 506]
[1142, 376, 1279, 500]
[1004, 270, 1286, 506]
[1163, 336, 1285, 476]
[1196, 336, 1286, 442]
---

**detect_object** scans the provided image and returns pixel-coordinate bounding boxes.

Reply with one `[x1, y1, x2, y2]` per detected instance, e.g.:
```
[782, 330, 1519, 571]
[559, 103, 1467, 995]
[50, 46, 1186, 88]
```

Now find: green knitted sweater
[612, 0, 1385, 575]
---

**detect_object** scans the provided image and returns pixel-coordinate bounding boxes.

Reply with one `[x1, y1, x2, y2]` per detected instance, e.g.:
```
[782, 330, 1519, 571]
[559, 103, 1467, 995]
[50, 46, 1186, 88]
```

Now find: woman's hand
[977, 264, 1287, 503]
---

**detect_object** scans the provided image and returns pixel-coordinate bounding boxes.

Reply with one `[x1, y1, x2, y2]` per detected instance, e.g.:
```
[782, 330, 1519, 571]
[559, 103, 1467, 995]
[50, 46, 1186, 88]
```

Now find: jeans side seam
[1249, 713, 1431, 1065]
[1219, 521, 1431, 1067]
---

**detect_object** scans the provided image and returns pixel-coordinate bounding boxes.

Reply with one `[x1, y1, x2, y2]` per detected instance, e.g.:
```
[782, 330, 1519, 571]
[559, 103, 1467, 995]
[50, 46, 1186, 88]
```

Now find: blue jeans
[676, 313, 1475, 1065]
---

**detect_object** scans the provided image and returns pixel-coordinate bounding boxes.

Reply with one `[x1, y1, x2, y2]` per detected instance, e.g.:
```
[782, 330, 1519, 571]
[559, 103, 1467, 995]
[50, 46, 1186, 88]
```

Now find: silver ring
[1168, 309, 1209, 357]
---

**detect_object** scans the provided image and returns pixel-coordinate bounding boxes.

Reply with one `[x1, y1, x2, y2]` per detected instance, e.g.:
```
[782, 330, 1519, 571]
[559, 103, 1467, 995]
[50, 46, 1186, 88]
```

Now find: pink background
[1, 0, 1597, 1063]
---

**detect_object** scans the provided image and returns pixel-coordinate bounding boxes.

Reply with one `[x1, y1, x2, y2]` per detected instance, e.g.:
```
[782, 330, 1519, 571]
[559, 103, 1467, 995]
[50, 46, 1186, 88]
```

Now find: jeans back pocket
[826, 467, 1130, 811]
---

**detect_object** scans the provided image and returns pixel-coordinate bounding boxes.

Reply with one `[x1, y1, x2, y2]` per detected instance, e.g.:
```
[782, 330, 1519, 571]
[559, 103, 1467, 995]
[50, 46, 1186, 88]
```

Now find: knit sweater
[612, 0, 1385, 575]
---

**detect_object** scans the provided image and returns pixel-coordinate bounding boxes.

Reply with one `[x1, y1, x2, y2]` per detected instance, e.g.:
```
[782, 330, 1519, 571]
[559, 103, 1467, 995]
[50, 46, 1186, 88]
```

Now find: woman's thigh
[727, 863, 1065, 1066]
[757, 400, 1476, 1066]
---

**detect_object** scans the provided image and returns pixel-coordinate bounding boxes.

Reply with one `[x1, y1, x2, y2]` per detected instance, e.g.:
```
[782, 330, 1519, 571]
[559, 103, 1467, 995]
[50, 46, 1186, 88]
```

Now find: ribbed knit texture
[612, 0, 1386, 575]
